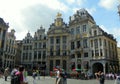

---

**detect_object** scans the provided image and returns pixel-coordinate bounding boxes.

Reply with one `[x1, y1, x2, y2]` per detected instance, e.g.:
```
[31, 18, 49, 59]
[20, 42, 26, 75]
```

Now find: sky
[0, 0, 120, 46]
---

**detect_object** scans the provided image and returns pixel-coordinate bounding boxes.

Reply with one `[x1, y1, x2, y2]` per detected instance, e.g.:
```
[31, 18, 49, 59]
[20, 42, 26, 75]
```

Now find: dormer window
[81, 12, 84, 16]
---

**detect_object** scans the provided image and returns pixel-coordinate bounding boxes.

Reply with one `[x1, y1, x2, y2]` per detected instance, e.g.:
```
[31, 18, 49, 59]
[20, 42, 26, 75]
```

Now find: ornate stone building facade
[0, 18, 17, 69]
[21, 26, 47, 70]
[20, 9, 118, 74]
[47, 13, 70, 72]
[68, 9, 118, 74]
[33, 26, 47, 69]
[21, 32, 33, 69]
[5, 29, 17, 68]
[0, 18, 17, 68]
[0, 18, 9, 68]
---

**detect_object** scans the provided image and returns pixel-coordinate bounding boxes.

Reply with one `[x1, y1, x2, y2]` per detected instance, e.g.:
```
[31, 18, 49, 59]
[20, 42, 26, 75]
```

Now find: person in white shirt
[55, 68, 61, 84]
[114, 74, 120, 84]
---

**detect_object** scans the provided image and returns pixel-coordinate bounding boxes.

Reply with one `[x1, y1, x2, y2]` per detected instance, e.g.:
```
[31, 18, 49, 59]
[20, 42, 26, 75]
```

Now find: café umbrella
[72, 68, 81, 71]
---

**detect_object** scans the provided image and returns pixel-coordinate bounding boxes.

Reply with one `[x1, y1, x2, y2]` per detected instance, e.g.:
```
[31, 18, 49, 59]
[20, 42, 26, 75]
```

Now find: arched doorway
[92, 62, 103, 74]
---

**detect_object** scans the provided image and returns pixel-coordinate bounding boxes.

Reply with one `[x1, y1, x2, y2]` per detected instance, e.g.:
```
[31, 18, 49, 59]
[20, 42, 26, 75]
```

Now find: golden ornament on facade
[56, 12, 62, 18]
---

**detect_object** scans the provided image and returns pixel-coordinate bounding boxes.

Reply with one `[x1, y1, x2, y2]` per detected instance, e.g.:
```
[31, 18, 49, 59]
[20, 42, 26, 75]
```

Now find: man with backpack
[11, 65, 19, 84]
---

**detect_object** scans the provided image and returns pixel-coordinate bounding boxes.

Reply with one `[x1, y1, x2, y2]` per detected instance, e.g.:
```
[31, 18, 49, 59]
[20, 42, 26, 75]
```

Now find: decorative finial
[56, 12, 62, 18]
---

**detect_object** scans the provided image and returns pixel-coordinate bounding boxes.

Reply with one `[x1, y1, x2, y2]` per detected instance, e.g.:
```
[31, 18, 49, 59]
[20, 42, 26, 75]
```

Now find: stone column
[103, 63, 106, 74]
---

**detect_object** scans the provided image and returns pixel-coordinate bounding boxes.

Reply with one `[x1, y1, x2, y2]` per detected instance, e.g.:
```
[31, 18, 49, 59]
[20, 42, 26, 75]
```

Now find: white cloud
[86, 7, 96, 15]
[98, 0, 118, 10]
[35, 0, 69, 12]
[100, 25, 120, 47]
[66, 0, 75, 4]
[100, 25, 120, 39]
[76, 0, 86, 6]
[99, 25, 109, 33]
[111, 28, 120, 47]
[0, 0, 70, 40]
[66, 0, 86, 7]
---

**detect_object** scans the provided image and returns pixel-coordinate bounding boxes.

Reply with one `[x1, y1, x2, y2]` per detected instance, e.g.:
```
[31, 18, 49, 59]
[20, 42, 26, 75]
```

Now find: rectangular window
[95, 50, 99, 56]
[94, 39, 98, 48]
[71, 42, 75, 50]
[76, 27, 80, 34]
[94, 30, 97, 36]
[91, 40, 93, 47]
[62, 45, 66, 50]
[29, 53, 31, 60]
[83, 25, 86, 32]
[100, 49, 103, 56]
[50, 46, 53, 56]
[63, 51, 67, 56]
[50, 51, 53, 56]
[34, 51, 37, 59]
[71, 28, 74, 35]
[83, 39, 88, 48]
[30, 45, 32, 50]
[77, 41, 80, 48]
[92, 50, 94, 57]
[56, 36, 60, 44]
[56, 45, 60, 56]
[62, 36, 67, 43]
[34, 43, 37, 49]
[43, 51, 46, 59]
[104, 39, 106, 46]
[38, 51, 41, 59]
[39, 43, 41, 48]
[26, 53, 28, 60]
[71, 54, 75, 58]
[43, 42, 46, 48]
[99, 38, 102, 46]
[84, 52, 88, 57]
[50, 37, 54, 44]
[77, 53, 81, 58]
[39, 35, 42, 40]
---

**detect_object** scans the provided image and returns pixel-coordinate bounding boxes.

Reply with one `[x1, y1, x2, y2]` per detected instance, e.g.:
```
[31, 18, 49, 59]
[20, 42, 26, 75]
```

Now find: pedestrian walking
[32, 70, 37, 84]
[55, 68, 61, 84]
[95, 71, 105, 84]
[23, 68, 28, 83]
[16, 65, 26, 84]
[114, 74, 120, 84]
[11, 65, 19, 84]
[36, 69, 40, 80]
[4, 67, 9, 81]
[61, 70, 67, 84]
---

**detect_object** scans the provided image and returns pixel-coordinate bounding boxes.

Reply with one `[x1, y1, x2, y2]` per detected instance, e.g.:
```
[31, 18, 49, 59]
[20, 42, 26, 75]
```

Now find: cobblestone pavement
[0, 76, 115, 84]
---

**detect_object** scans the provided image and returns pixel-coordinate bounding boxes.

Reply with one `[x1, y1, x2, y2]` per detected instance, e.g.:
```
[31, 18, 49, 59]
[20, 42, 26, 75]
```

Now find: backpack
[11, 71, 20, 84]
[100, 74, 105, 83]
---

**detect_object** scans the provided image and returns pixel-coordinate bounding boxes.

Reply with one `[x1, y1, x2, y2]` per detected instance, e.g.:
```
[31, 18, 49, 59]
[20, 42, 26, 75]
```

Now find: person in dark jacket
[61, 71, 67, 84]
[96, 71, 105, 84]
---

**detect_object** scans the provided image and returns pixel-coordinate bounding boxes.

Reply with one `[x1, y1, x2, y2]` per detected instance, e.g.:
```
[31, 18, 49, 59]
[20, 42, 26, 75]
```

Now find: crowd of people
[0, 65, 42, 84]
[1, 65, 120, 84]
